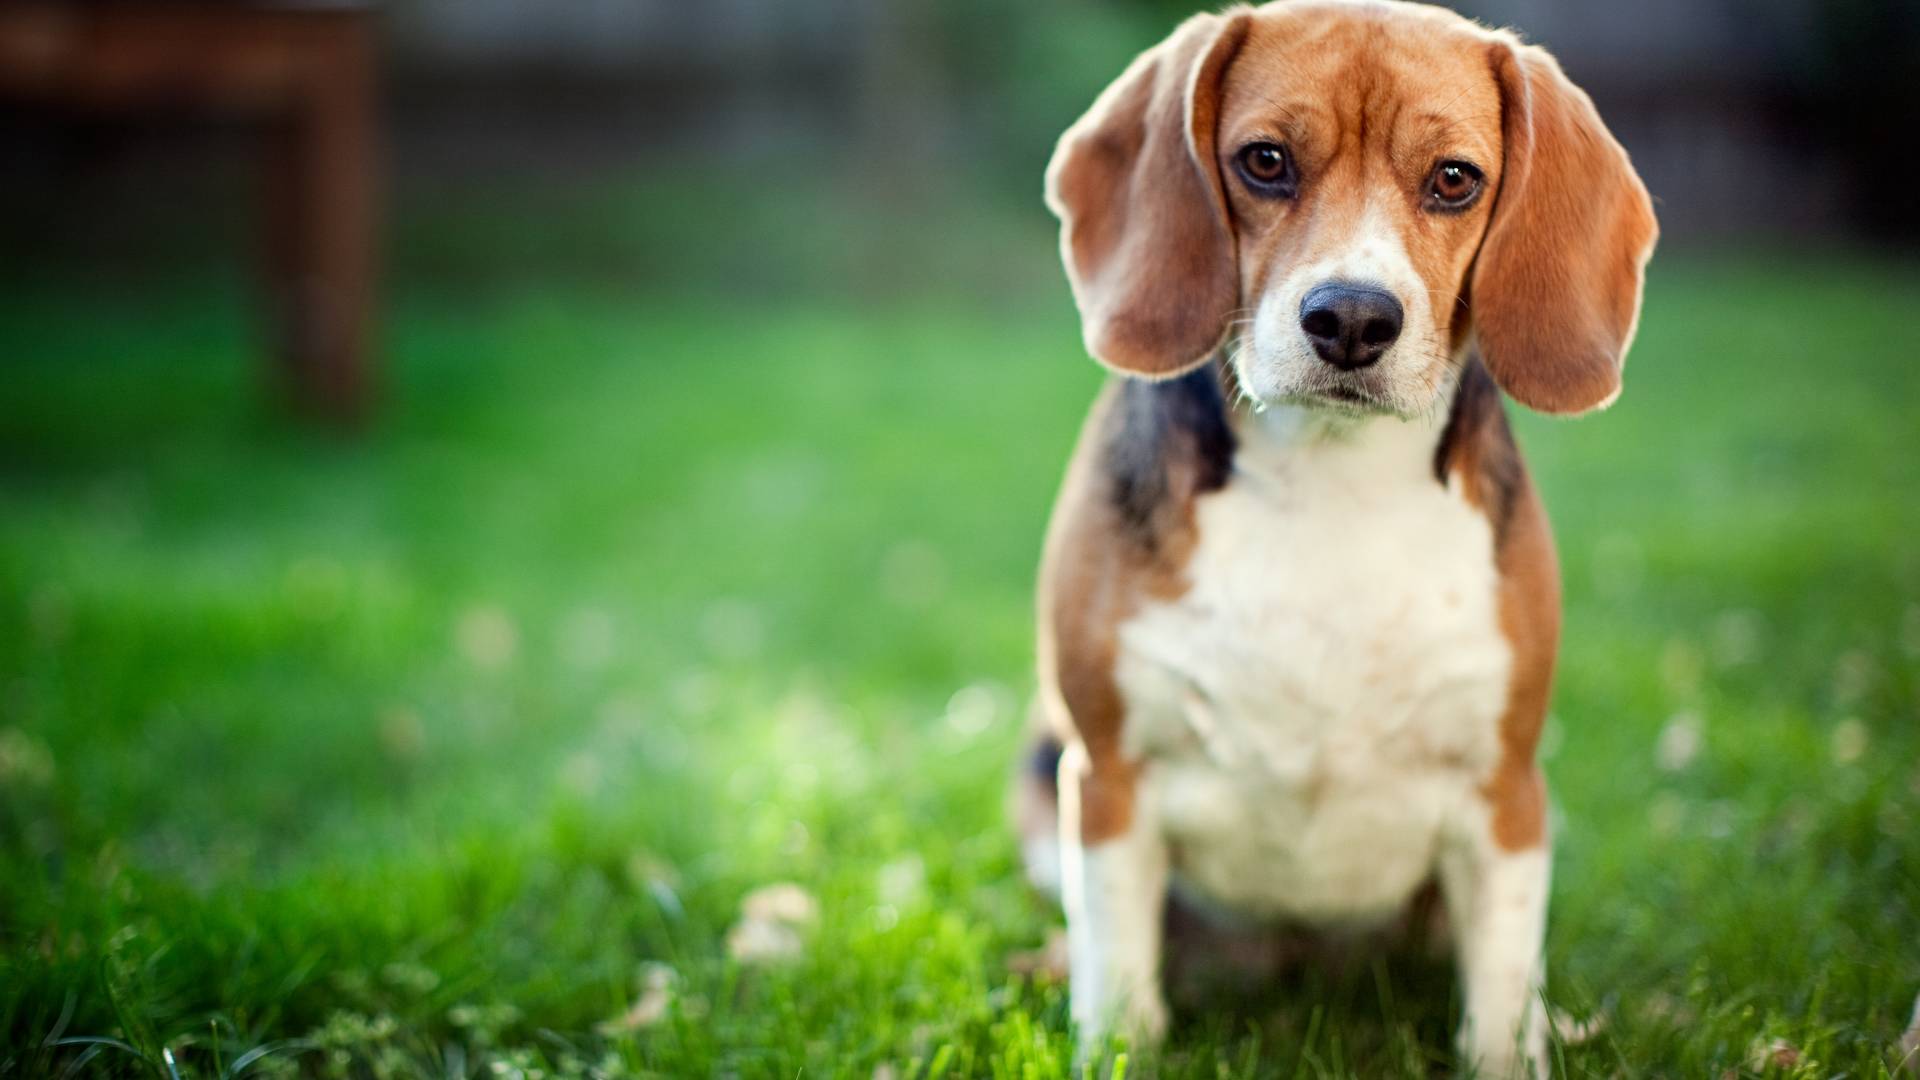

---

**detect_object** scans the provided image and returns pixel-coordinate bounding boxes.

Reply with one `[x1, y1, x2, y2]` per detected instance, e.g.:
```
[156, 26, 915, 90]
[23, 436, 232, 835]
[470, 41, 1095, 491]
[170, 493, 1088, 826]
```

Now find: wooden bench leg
[264, 18, 378, 423]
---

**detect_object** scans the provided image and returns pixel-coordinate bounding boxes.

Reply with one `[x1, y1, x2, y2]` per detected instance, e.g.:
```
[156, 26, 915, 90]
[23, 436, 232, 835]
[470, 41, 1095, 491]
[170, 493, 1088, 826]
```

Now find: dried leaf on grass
[726, 882, 819, 965]
[741, 882, 819, 925]
[1744, 1037, 1802, 1072]
[597, 962, 677, 1035]
[1549, 1006, 1609, 1047]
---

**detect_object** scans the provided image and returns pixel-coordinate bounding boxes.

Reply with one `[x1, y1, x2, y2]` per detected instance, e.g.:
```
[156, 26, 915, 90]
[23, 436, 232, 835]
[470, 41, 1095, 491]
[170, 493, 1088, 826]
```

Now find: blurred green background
[2, 1, 1918, 1076]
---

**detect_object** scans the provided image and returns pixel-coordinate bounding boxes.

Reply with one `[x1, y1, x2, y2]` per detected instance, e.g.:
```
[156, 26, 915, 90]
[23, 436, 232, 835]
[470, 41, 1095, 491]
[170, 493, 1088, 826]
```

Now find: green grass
[2, 179, 1918, 1077]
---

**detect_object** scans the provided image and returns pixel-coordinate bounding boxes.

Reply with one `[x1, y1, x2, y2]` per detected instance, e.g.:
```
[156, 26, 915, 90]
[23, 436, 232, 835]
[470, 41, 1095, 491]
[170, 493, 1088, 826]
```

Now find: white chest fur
[1112, 405, 1512, 924]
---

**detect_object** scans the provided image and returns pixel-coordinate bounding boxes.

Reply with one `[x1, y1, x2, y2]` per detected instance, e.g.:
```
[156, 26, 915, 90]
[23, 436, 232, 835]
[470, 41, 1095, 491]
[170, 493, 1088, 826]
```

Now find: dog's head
[1045, 0, 1657, 417]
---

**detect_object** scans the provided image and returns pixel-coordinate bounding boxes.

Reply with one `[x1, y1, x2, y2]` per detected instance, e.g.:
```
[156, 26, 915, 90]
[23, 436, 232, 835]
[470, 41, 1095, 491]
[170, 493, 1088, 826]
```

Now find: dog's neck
[1225, 382, 1458, 488]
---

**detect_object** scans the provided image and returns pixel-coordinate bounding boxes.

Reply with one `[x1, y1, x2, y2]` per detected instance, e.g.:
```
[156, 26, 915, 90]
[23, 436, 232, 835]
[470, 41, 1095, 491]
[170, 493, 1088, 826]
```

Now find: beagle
[1018, 1, 1656, 1074]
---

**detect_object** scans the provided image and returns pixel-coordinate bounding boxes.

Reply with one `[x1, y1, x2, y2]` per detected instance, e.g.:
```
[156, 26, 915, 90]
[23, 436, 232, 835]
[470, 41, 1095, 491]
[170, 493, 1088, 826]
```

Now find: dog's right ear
[1045, 10, 1251, 379]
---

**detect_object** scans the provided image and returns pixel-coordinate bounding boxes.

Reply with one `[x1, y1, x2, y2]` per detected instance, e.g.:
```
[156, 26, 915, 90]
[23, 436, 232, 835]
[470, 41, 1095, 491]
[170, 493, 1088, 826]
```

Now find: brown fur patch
[1038, 367, 1234, 843]
[1044, 11, 1250, 378]
[1436, 359, 1559, 851]
[1471, 40, 1659, 414]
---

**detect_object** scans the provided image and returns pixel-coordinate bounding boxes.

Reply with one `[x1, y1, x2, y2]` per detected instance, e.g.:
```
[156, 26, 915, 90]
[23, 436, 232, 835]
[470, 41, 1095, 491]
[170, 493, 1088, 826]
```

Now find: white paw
[1459, 1032, 1546, 1079]
[1075, 990, 1169, 1057]
[1121, 992, 1170, 1046]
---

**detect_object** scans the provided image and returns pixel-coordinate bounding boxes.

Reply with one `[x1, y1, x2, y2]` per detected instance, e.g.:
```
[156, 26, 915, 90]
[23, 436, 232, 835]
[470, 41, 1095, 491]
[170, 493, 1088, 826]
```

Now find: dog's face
[1218, 7, 1503, 415]
[1046, 0, 1657, 417]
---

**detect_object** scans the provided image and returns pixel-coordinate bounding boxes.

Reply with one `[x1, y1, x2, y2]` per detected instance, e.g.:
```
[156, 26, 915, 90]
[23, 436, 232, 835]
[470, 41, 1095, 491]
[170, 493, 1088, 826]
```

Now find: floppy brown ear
[1044, 10, 1251, 379]
[1471, 41, 1658, 414]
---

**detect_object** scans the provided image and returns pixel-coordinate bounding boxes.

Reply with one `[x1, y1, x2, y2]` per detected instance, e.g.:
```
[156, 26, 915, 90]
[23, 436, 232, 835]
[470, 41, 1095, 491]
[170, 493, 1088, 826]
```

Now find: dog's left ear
[1045, 10, 1252, 379]
[1471, 41, 1658, 415]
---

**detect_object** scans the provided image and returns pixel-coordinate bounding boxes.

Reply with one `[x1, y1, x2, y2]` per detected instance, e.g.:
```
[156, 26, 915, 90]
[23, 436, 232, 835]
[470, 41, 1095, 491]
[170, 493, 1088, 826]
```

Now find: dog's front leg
[1440, 809, 1551, 1078]
[1058, 742, 1169, 1054]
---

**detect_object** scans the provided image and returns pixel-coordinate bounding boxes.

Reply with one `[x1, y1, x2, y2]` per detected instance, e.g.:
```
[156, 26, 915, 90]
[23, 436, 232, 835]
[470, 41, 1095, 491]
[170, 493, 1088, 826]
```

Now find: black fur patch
[1101, 363, 1237, 552]
[1029, 735, 1064, 790]
[1434, 357, 1522, 540]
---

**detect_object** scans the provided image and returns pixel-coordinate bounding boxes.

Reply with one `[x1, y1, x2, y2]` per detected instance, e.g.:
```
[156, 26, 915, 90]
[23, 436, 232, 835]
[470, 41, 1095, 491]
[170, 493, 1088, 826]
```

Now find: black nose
[1299, 282, 1404, 370]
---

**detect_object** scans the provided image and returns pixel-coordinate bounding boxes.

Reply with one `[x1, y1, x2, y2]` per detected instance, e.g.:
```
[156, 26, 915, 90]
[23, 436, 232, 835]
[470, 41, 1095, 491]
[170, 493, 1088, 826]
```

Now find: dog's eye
[1427, 161, 1484, 210]
[1235, 142, 1297, 197]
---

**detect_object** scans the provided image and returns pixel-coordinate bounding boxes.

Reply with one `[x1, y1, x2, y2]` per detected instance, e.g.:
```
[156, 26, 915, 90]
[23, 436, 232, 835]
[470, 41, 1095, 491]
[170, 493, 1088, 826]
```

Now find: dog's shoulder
[1035, 362, 1238, 840]
[1433, 354, 1561, 852]
[1433, 356, 1525, 546]
[1039, 361, 1237, 615]
[1098, 362, 1237, 554]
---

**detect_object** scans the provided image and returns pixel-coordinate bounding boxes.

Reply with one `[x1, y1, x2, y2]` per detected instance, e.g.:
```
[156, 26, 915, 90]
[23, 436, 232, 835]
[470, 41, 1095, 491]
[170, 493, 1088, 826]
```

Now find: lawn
[2, 175, 1918, 1076]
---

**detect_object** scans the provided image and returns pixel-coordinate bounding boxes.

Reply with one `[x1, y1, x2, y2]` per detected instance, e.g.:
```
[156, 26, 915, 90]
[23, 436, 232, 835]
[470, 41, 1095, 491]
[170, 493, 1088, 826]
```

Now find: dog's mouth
[1297, 381, 1393, 415]
[1258, 379, 1393, 418]
[1318, 384, 1374, 406]
[1232, 336, 1444, 418]
[1299, 358, 1457, 418]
